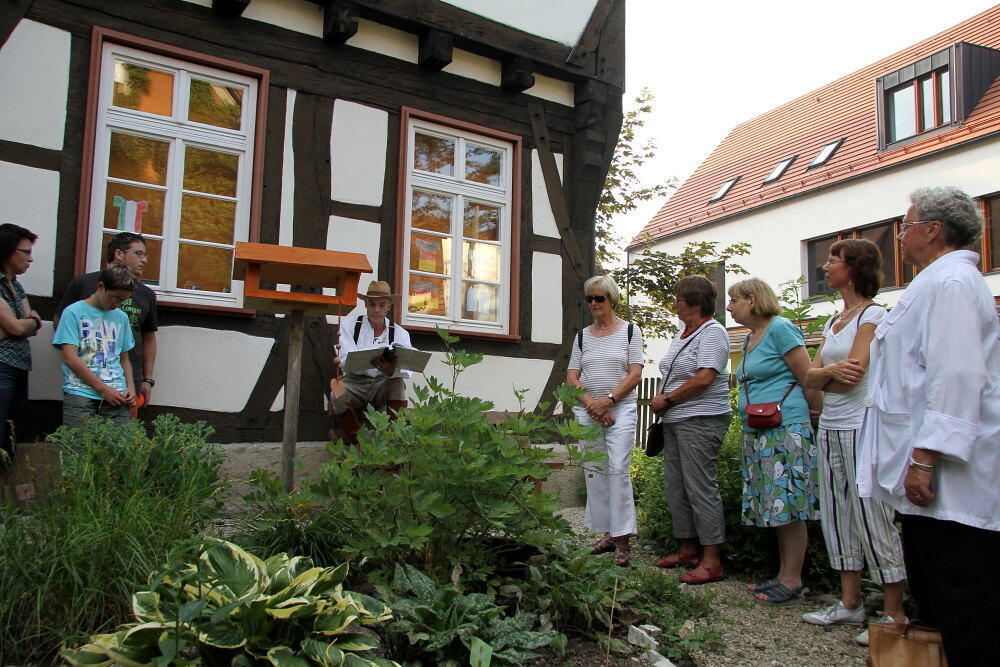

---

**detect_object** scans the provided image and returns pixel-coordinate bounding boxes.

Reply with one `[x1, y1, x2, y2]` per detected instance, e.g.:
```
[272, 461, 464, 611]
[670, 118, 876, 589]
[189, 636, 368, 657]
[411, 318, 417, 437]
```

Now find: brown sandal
[589, 538, 615, 555]
[613, 543, 631, 567]
[655, 552, 700, 568]
[678, 562, 725, 585]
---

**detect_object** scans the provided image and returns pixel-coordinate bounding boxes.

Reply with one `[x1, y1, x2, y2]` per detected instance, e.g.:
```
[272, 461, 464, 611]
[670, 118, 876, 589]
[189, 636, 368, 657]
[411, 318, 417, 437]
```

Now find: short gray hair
[910, 186, 983, 248]
[583, 275, 622, 307]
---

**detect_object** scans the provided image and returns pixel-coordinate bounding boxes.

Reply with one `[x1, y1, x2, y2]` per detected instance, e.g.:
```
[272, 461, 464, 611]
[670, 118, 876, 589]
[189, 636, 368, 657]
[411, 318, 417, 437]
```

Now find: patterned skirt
[741, 423, 820, 527]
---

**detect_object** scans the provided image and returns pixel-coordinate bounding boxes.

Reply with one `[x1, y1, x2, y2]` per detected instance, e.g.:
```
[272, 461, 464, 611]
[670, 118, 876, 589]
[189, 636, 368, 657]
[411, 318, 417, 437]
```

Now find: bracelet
[28, 314, 41, 331]
[909, 456, 935, 472]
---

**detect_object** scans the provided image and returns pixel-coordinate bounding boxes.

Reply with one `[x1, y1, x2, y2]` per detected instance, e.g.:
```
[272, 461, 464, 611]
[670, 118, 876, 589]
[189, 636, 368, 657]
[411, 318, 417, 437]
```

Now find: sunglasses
[585, 295, 607, 303]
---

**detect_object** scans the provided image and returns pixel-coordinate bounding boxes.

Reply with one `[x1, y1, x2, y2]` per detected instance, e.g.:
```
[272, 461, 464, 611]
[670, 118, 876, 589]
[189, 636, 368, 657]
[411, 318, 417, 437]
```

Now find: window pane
[465, 143, 502, 186]
[108, 132, 169, 186]
[940, 70, 951, 124]
[920, 77, 935, 130]
[113, 61, 173, 116]
[414, 133, 454, 175]
[463, 202, 500, 241]
[859, 222, 898, 288]
[462, 241, 500, 282]
[187, 79, 243, 130]
[408, 275, 449, 317]
[991, 197, 1000, 269]
[410, 232, 452, 275]
[177, 243, 233, 293]
[889, 84, 916, 142]
[412, 191, 453, 233]
[807, 234, 839, 295]
[180, 194, 236, 245]
[462, 282, 498, 322]
[103, 183, 165, 236]
[103, 232, 162, 286]
[184, 146, 238, 197]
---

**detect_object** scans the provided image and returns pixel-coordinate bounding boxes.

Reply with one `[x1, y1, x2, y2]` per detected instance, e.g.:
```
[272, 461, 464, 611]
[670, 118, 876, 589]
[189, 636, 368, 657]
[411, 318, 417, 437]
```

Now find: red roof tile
[630, 6, 1000, 249]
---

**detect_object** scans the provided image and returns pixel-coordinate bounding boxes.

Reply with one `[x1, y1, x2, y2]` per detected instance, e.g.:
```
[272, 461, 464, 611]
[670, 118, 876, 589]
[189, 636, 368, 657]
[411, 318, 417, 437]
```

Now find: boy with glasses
[53, 264, 138, 427]
[55, 232, 158, 415]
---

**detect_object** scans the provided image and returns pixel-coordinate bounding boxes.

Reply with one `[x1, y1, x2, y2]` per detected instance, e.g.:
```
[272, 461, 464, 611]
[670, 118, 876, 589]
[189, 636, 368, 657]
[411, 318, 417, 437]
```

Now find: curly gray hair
[909, 186, 983, 248]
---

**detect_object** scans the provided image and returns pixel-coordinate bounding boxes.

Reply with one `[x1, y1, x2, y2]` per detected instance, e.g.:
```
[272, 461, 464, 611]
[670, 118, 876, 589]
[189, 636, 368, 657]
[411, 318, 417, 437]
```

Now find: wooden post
[282, 309, 305, 492]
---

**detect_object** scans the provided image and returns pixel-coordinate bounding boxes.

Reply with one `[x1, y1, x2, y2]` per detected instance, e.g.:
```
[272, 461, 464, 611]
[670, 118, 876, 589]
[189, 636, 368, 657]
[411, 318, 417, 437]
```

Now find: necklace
[592, 317, 619, 332]
[837, 299, 871, 323]
[682, 316, 712, 337]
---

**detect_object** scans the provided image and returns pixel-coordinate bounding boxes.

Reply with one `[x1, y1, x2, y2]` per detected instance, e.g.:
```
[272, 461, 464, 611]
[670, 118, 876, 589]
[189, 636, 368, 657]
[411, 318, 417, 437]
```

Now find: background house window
[887, 68, 950, 143]
[763, 156, 795, 185]
[401, 117, 515, 335]
[809, 138, 845, 168]
[709, 176, 739, 203]
[88, 44, 257, 307]
[806, 233, 840, 296]
[806, 217, 903, 295]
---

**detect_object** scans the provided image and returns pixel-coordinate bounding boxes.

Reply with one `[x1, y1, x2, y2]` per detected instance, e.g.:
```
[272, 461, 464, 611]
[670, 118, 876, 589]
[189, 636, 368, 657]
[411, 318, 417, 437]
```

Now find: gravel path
[558, 507, 869, 666]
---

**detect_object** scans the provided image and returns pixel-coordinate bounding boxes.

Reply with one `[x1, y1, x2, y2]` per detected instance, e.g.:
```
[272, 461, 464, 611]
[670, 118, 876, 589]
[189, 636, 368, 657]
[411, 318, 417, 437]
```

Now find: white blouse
[857, 251, 1000, 531]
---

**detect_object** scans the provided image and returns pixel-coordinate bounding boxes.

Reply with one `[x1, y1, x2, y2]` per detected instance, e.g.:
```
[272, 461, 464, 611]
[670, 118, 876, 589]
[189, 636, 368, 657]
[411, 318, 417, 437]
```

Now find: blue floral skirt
[741, 423, 820, 527]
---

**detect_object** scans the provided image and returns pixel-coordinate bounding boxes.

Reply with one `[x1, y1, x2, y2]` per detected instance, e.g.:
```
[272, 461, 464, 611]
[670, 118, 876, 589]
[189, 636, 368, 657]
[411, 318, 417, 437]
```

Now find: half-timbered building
[0, 0, 626, 441]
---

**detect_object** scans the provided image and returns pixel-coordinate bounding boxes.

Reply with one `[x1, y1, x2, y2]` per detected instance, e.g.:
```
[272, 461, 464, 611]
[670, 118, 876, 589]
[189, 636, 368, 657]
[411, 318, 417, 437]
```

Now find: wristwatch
[606, 392, 616, 403]
[142, 378, 156, 387]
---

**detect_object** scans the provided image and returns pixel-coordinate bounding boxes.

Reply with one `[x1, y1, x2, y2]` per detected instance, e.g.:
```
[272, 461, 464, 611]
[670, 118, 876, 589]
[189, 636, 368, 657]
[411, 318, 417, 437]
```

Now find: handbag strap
[661, 322, 712, 394]
[740, 334, 797, 406]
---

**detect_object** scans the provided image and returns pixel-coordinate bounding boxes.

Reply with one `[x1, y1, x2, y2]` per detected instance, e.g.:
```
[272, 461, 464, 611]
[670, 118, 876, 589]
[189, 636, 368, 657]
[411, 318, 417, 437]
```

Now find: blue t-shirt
[737, 316, 809, 431]
[53, 300, 135, 400]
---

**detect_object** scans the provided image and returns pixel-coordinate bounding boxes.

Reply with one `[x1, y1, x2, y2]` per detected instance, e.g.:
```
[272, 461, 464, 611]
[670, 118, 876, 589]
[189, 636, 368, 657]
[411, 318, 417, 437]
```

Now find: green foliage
[0, 416, 225, 664]
[379, 564, 555, 666]
[612, 240, 752, 339]
[777, 276, 838, 337]
[63, 539, 397, 667]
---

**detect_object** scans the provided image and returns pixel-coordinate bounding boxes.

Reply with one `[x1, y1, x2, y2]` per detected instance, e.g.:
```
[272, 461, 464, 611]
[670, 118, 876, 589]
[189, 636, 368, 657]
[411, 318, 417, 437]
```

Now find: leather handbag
[740, 335, 798, 431]
[645, 324, 712, 457]
[867, 622, 948, 667]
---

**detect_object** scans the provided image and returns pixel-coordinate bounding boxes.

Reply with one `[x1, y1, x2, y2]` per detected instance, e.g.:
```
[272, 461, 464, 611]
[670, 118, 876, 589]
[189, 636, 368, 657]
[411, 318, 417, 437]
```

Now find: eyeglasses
[585, 295, 607, 303]
[727, 297, 748, 305]
[122, 249, 147, 259]
[675, 297, 687, 304]
[898, 220, 936, 234]
[109, 295, 127, 305]
[14, 248, 32, 257]
[822, 258, 846, 266]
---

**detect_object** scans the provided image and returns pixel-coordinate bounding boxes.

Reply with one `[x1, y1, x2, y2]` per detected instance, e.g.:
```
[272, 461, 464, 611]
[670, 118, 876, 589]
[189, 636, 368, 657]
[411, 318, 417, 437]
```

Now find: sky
[618, 0, 999, 244]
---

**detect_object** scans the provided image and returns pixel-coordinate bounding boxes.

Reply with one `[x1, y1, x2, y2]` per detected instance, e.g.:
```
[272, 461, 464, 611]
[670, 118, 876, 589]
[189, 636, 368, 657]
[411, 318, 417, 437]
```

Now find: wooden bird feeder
[233, 242, 373, 491]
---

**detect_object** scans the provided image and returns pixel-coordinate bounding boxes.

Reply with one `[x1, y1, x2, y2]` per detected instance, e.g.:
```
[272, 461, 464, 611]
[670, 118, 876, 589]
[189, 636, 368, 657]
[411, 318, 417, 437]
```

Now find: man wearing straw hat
[330, 280, 414, 444]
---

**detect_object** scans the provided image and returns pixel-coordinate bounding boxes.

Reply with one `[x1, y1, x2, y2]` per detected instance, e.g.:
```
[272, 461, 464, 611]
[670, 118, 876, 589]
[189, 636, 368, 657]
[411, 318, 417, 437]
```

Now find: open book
[341, 343, 431, 374]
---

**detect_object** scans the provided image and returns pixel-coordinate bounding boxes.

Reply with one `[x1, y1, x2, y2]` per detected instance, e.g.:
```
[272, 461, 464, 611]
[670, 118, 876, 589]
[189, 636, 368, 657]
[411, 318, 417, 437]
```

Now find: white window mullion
[160, 136, 187, 292]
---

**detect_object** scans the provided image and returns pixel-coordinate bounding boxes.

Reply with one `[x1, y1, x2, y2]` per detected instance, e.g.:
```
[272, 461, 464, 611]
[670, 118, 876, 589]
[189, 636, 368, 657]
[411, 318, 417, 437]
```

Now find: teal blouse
[737, 316, 809, 431]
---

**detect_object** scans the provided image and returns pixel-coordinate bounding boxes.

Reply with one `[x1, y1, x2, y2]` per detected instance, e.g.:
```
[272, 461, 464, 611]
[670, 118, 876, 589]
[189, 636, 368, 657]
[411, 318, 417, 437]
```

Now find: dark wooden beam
[501, 56, 535, 93]
[418, 28, 452, 70]
[565, 0, 613, 69]
[323, 0, 358, 45]
[211, 0, 251, 17]
[0, 0, 33, 50]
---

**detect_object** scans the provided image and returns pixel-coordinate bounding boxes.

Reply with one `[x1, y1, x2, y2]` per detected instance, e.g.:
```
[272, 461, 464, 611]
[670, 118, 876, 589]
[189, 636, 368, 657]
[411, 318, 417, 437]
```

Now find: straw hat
[358, 280, 401, 303]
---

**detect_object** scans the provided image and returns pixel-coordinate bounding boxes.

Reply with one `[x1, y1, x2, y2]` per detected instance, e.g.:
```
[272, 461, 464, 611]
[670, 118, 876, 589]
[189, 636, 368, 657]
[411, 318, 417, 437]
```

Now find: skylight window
[763, 156, 796, 185]
[809, 138, 845, 168]
[708, 176, 739, 203]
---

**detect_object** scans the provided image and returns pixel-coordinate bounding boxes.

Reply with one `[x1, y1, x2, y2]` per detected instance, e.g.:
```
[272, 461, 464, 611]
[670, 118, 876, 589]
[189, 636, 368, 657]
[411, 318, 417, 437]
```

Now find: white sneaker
[856, 612, 906, 646]
[802, 601, 866, 626]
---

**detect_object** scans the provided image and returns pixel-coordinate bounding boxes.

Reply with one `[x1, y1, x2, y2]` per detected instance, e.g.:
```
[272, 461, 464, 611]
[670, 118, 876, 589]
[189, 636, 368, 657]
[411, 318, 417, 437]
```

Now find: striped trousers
[817, 427, 905, 584]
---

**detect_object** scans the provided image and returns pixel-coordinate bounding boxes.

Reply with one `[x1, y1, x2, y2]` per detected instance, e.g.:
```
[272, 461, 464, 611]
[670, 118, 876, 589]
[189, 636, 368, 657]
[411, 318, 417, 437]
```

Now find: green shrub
[0, 416, 225, 663]
[633, 413, 837, 591]
[63, 539, 397, 667]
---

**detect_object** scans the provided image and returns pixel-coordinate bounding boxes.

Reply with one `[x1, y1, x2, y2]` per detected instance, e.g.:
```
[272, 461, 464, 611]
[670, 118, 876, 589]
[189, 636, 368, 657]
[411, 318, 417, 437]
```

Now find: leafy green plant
[778, 275, 838, 338]
[0, 416, 225, 664]
[63, 539, 397, 666]
[379, 564, 554, 666]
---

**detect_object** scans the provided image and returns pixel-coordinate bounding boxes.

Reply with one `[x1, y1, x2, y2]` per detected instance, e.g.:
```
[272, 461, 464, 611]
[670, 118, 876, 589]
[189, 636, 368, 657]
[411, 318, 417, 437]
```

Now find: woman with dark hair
[0, 223, 41, 466]
[801, 239, 905, 645]
[651, 275, 732, 584]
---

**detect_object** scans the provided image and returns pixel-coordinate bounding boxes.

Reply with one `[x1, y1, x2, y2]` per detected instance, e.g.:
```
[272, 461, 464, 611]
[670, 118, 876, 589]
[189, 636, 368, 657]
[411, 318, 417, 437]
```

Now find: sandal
[589, 538, 615, 555]
[612, 543, 631, 567]
[655, 552, 700, 568]
[679, 563, 725, 585]
[753, 583, 803, 606]
[746, 577, 781, 593]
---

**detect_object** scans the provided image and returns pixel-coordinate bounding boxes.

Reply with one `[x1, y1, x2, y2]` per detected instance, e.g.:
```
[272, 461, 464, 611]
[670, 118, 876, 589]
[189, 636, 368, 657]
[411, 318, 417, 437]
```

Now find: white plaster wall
[351, 19, 418, 63]
[443, 48, 501, 86]
[409, 353, 554, 412]
[531, 252, 562, 344]
[27, 323, 62, 400]
[330, 100, 387, 206]
[325, 215, 381, 323]
[526, 74, 575, 107]
[276, 89, 297, 293]
[152, 326, 275, 412]
[242, 0, 323, 36]
[639, 139, 1000, 339]
[0, 161, 58, 296]
[0, 20, 70, 150]
[531, 150, 563, 238]
[440, 0, 596, 46]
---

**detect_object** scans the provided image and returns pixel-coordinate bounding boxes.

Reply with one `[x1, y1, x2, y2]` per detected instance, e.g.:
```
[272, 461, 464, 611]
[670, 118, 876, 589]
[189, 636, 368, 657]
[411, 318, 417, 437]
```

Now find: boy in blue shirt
[53, 264, 137, 427]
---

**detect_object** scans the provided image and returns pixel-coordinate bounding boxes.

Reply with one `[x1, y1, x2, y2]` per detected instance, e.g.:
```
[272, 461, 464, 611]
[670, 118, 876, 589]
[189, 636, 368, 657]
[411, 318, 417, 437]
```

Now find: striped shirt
[568, 322, 644, 403]
[658, 319, 731, 423]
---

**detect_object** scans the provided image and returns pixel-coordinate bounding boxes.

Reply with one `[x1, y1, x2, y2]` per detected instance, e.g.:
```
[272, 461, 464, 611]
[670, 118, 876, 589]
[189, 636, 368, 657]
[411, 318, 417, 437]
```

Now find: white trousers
[574, 403, 638, 538]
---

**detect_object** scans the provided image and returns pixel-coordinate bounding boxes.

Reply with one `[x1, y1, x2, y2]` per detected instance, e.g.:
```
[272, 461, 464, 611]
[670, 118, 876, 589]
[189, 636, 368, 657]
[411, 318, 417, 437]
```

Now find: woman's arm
[651, 368, 718, 413]
[784, 345, 822, 412]
[0, 295, 40, 337]
[805, 325, 876, 394]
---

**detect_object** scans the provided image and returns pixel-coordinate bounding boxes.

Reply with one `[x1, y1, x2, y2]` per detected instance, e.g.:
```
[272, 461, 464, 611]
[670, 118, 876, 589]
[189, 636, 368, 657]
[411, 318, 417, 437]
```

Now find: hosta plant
[62, 539, 398, 666]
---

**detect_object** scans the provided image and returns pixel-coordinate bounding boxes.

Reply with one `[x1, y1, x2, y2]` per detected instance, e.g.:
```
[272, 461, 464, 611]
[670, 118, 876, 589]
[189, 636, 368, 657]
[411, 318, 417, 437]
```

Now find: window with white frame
[401, 118, 514, 334]
[87, 43, 257, 307]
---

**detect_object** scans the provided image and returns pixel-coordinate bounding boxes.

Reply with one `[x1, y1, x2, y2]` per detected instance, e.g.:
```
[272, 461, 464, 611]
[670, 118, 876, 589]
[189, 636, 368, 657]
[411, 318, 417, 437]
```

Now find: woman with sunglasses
[567, 275, 644, 566]
[0, 223, 42, 467]
[801, 239, 905, 645]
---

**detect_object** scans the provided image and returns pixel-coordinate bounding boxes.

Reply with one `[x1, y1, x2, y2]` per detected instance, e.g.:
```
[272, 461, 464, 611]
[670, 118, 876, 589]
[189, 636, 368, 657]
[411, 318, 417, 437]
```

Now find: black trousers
[900, 513, 1000, 666]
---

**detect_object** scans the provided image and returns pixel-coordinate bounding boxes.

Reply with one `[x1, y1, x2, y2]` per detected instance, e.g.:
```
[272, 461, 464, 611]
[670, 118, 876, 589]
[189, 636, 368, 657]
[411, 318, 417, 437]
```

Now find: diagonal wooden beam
[565, 0, 613, 69]
[212, 0, 251, 17]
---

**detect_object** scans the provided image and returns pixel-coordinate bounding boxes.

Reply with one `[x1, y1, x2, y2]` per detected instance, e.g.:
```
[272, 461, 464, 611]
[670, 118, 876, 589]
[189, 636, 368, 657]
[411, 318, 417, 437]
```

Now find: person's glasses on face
[898, 220, 936, 235]
[123, 249, 147, 259]
[14, 247, 32, 258]
[675, 297, 687, 304]
[585, 295, 607, 303]
[727, 297, 745, 305]
[823, 257, 846, 267]
[109, 295, 126, 305]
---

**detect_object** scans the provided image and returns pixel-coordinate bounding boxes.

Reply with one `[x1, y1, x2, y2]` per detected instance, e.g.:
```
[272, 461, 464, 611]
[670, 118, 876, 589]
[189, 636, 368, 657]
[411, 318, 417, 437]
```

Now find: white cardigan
[858, 250, 1000, 531]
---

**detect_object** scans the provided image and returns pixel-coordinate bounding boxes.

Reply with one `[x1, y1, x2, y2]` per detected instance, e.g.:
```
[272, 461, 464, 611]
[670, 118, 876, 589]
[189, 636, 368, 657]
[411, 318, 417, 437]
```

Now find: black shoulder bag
[645, 324, 711, 457]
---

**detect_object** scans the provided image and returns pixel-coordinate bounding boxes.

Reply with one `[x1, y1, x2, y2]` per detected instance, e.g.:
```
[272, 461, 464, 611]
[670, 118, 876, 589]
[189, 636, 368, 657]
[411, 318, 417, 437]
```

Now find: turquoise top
[737, 316, 809, 431]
